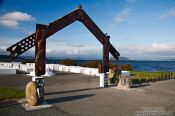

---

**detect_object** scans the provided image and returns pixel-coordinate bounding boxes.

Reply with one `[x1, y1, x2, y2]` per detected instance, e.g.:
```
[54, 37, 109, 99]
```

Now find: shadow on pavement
[131, 83, 151, 88]
[46, 87, 101, 95]
[0, 101, 18, 109]
[53, 71, 79, 76]
[46, 94, 95, 104]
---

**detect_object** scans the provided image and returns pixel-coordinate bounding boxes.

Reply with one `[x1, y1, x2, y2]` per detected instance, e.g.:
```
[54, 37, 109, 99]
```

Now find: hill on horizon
[0, 55, 130, 62]
[110, 56, 130, 61]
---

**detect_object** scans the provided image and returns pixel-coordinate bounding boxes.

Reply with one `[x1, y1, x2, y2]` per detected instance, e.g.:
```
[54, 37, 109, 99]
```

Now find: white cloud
[0, 20, 18, 27]
[126, 0, 143, 3]
[57, 41, 84, 48]
[158, 7, 175, 19]
[108, 8, 131, 29]
[0, 38, 17, 49]
[0, 11, 35, 27]
[114, 8, 131, 24]
[0, 48, 9, 55]
[45, 48, 102, 58]
[126, 0, 136, 3]
[118, 43, 175, 60]
[45, 40, 101, 58]
[47, 42, 173, 60]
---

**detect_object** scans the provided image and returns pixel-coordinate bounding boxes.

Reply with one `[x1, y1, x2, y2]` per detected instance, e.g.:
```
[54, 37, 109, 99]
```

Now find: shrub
[21, 59, 34, 64]
[80, 61, 100, 68]
[60, 59, 77, 66]
[120, 64, 132, 70]
[80, 62, 119, 70]
[109, 63, 118, 70]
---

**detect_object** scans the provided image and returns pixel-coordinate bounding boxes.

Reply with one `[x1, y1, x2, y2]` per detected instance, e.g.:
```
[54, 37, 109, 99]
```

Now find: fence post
[139, 77, 141, 85]
[147, 76, 148, 83]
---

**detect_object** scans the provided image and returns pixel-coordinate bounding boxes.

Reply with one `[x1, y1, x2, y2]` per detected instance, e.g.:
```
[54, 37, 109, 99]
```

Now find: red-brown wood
[35, 24, 47, 76]
[7, 6, 120, 76]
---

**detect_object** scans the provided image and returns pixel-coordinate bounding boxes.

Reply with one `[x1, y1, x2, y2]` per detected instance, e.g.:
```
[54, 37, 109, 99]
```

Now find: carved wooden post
[34, 24, 47, 104]
[103, 35, 110, 87]
[35, 24, 47, 76]
[103, 35, 110, 73]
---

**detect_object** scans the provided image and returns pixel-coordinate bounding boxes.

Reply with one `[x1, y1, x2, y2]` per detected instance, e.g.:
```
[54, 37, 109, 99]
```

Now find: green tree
[60, 59, 77, 66]
[120, 64, 132, 70]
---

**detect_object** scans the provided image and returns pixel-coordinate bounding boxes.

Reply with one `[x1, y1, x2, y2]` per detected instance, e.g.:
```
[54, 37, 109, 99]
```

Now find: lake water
[46, 59, 175, 72]
[113, 61, 175, 72]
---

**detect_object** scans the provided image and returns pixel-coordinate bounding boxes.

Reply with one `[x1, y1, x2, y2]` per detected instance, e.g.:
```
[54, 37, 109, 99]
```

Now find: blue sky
[0, 0, 175, 60]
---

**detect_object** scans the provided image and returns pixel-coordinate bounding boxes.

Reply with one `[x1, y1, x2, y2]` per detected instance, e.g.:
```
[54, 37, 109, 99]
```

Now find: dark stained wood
[7, 6, 120, 76]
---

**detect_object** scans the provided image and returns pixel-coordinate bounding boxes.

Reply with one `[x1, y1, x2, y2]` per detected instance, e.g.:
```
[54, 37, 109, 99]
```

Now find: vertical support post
[34, 24, 47, 104]
[35, 24, 47, 76]
[103, 35, 110, 87]
[98, 63, 102, 73]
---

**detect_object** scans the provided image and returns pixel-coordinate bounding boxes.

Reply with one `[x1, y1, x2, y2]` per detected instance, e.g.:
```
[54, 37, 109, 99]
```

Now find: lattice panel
[6, 33, 36, 58]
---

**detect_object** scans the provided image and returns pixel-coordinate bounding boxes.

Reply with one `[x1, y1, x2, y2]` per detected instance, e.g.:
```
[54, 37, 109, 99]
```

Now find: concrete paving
[0, 72, 175, 116]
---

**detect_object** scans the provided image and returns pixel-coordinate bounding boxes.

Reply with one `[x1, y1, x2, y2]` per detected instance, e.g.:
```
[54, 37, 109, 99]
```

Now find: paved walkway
[0, 72, 174, 116]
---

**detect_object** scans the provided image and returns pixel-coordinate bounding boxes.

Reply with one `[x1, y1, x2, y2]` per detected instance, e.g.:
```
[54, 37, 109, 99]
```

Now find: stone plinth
[25, 81, 38, 106]
[117, 71, 131, 90]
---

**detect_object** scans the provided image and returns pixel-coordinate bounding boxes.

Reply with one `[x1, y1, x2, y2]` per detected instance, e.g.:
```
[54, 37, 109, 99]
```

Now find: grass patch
[0, 87, 25, 101]
[130, 71, 175, 84]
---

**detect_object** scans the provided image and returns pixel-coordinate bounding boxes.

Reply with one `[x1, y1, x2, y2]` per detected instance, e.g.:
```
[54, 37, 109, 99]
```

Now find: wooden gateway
[7, 5, 120, 105]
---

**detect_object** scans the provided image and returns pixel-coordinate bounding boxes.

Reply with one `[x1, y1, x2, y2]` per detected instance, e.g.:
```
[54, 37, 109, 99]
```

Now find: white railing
[0, 62, 100, 76]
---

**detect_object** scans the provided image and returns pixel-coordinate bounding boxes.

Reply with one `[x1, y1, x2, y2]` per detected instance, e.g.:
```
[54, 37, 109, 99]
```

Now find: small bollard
[104, 73, 108, 87]
[99, 73, 108, 87]
[32, 76, 44, 104]
[99, 73, 105, 87]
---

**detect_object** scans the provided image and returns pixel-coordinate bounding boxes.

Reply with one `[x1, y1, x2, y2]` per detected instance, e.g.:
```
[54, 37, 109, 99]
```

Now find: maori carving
[35, 24, 46, 76]
[7, 5, 120, 76]
[103, 35, 110, 73]
[7, 34, 35, 58]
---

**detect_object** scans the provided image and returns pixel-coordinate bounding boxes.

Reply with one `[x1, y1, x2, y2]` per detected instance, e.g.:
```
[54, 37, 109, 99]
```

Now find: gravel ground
[0, 72, 174, 116]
